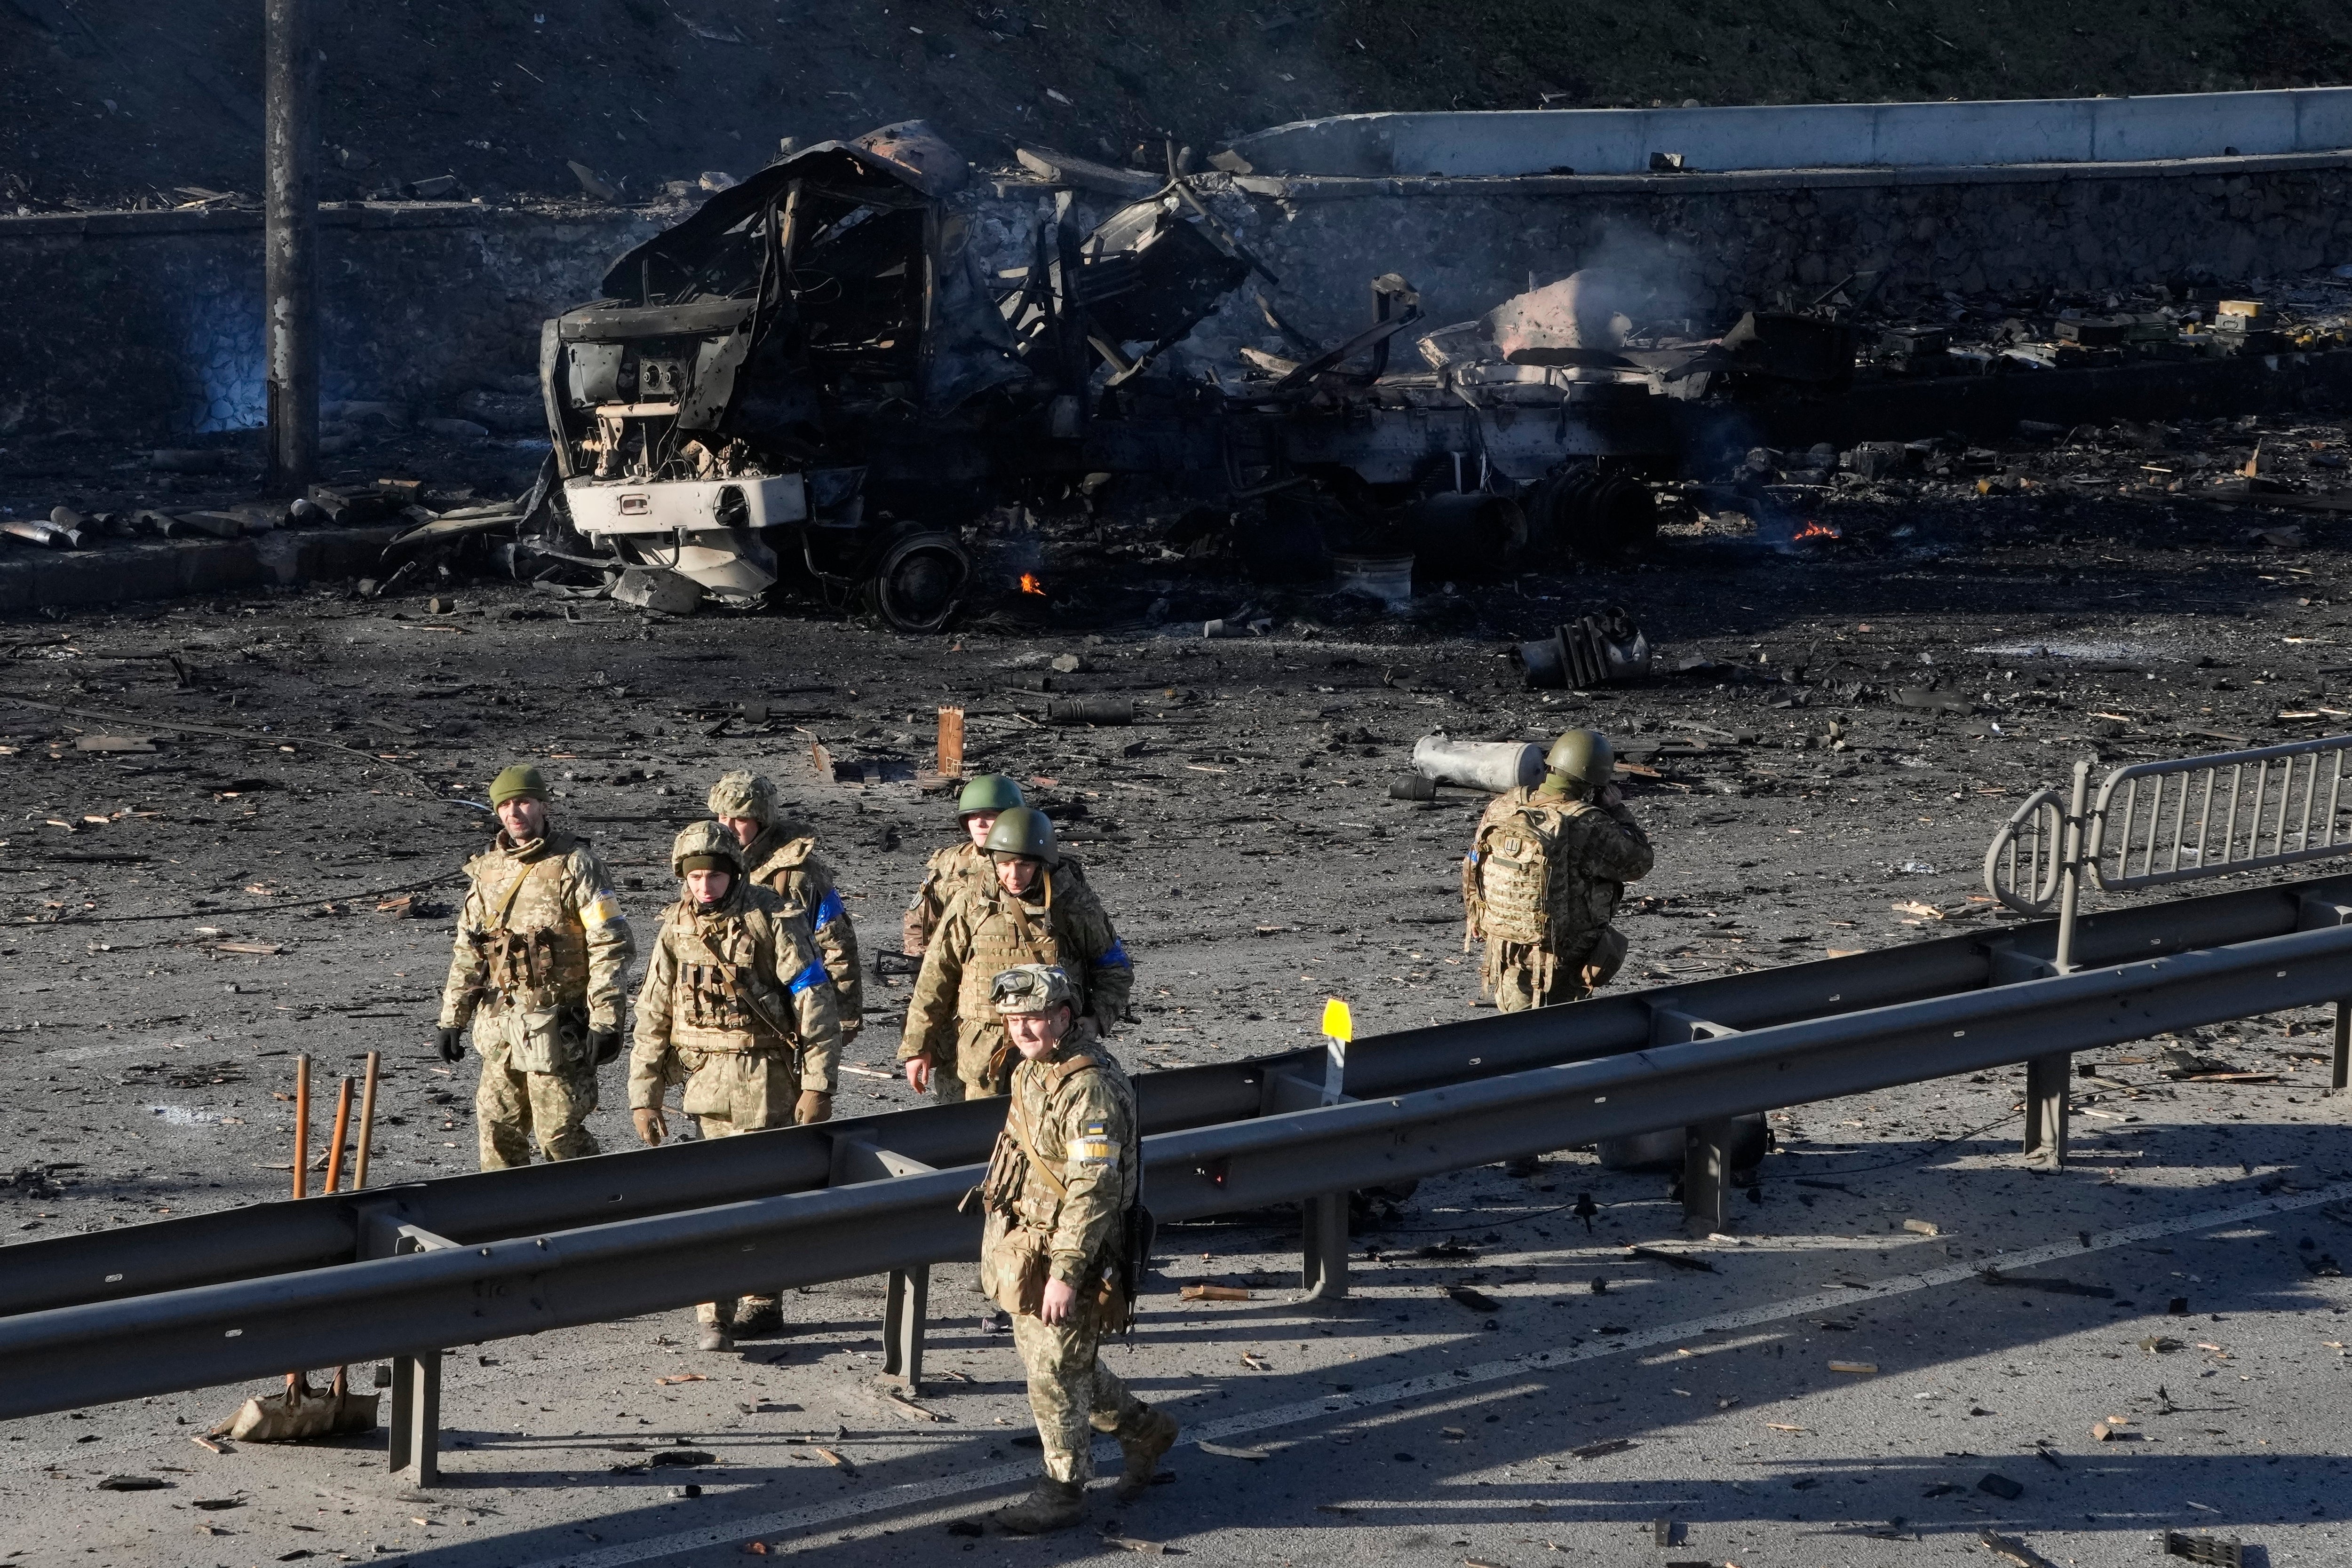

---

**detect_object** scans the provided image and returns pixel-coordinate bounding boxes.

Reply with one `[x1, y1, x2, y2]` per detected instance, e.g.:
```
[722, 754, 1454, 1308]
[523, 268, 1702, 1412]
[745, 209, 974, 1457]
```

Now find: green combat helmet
[1543, 729, 1614, 787]
[707, 769, 777, 827]
[670, 820, 745, 879]
[488, 764, 549, 806]
[957, 773, 1025, 818]
[991, 963, 1076, 1015]
[983, 805, 1059, 866]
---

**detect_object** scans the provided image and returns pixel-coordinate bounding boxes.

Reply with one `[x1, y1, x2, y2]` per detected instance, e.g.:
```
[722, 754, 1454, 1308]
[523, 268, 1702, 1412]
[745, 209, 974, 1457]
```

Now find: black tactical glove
[589, 1028, 623, 1065]
[436, 1026, 464, 1063]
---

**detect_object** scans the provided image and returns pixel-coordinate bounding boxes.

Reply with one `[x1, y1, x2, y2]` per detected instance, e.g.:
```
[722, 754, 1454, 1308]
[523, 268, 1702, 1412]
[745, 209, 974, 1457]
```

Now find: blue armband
[812, 888, 846, 932]
[787, 956, 829, 994]
[1098, 937, 1132, 969]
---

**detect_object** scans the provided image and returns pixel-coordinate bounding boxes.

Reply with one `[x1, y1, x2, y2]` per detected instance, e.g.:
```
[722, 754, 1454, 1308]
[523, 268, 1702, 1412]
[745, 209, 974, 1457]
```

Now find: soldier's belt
[674, 1029, 793, 1057]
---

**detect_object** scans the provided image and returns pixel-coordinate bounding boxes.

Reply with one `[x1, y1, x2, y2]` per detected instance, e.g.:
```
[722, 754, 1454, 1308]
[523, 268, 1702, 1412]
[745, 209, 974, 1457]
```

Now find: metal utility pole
[262, 0, 317, 494]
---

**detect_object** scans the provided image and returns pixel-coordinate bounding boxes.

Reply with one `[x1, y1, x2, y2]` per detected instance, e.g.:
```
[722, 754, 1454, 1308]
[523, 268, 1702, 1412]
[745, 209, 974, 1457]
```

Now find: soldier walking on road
[628, 822, 844, 1350]
[900, 806, 1132, 1102]
[436, 764, 634, 1170]
[974, 964, 1176, 1535]
[1462, 729, 1653, 1013]
[708, 768, 864, 1040]
[902, 773, 1025, 957]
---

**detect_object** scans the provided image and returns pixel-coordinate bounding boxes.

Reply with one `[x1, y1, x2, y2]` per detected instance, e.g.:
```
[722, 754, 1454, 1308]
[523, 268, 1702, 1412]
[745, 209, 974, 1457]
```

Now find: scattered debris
[1628, 1245, 1717, 1273]
[1178, 1284, 1252, 1302]
[1978, 1530, 2057, 1568]
[1976, 1473, 2025, 1501]
[1980, 1269, 2115, 1298]
[209, 1370, 377, 1443]
[2163, 1531, 2245, 1567]
[1197, 1441, 1268, 1461]
[1569, 1438, 1636, 1459]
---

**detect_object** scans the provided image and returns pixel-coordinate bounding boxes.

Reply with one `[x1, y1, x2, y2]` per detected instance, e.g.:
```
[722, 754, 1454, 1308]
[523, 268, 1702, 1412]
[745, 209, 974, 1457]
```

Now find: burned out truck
[536, 122, 1684, 626]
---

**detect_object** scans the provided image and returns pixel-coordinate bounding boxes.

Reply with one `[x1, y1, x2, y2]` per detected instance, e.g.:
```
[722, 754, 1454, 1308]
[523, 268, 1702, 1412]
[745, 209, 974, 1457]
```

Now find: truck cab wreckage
[533, 119, 2352, 628]
[536, 122, 1684, 625]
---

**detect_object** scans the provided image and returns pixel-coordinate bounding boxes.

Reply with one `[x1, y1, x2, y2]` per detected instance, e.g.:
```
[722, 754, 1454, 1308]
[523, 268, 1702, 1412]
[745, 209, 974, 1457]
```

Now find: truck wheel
[861, 530, 968, 632]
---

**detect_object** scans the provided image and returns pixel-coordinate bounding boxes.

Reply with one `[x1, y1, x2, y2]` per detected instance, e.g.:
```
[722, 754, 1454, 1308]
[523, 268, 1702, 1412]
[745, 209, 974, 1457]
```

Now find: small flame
[1018, 572, 1045, 595]
[1794, 520, 1841, 542]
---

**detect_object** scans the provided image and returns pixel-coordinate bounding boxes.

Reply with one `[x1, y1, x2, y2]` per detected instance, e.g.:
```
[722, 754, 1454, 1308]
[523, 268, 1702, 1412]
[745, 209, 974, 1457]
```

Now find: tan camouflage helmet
[991, 963, 1076, 1016]
[670, 820, 744, 879]
[707, 768, 777, 827]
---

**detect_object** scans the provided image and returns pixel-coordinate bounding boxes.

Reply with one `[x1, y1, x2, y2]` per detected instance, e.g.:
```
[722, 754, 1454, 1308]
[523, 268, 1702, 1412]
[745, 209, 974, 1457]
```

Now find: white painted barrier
[1223, 88, 2352, 178]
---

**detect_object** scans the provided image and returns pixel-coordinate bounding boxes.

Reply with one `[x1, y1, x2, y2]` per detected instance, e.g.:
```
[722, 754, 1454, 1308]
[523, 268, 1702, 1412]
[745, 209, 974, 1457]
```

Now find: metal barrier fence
[2097, 735, 2352, 891]
[1984, 736, 2352, 1163]
[1989, 734, 2352, 960]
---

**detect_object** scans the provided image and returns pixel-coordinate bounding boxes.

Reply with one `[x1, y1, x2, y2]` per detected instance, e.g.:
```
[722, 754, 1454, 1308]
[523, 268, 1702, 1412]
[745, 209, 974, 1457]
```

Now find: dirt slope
[6, 0, 2352, 209]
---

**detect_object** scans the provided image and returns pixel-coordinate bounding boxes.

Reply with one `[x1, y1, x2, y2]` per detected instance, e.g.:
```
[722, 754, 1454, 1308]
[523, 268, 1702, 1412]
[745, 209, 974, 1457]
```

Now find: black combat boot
[993, 1477, 1085, 1534]
[1113, 1405, 1179, 1502]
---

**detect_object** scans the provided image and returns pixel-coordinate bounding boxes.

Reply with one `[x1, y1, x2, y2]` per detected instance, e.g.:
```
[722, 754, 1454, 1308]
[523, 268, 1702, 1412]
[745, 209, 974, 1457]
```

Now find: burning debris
[18, 124, 2352, 645]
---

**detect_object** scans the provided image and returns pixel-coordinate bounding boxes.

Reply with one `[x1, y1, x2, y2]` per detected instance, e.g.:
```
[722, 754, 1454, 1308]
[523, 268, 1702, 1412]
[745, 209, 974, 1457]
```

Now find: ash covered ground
[5, 467, 2352, 1564]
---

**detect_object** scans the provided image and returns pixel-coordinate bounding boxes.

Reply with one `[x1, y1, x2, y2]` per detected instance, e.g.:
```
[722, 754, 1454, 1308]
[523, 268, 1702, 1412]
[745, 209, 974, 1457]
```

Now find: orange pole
[292, 1053, 310, 1200]
[351, 1051, 381, 1191]
[323, 1076, 353, 1194]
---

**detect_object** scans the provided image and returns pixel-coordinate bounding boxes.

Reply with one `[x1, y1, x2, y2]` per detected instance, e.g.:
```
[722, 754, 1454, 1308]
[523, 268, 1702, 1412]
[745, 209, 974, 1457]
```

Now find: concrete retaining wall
[1191, 158, 2352, 356]
[1224, 88, 2352, 178]
[0, 204, 660, 439]
[8, 103, 2352, 448]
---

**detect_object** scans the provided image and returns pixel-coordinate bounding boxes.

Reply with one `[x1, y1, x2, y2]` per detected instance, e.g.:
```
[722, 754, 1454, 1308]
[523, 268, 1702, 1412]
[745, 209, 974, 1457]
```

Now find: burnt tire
[860, 530, 968, 632]
[1531, 464, 1657, 563]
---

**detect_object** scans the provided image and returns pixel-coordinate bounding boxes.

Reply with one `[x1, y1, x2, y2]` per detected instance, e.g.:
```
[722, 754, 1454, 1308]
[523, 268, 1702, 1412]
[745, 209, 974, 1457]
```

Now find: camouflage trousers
[1485, 927, 1622, 1014]
[1010, 1298, 1156, 1484]
[476, 1053, 600, 1169]
[693, 1110, 784, 1329]
[1489, 961, 1591, 1014]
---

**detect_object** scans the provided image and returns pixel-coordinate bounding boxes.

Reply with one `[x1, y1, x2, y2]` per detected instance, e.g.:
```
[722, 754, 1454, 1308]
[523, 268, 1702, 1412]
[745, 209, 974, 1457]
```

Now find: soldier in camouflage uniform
[900, 807, 1132, 1102]
[628, 822, 844, 1349]
[707, 769, 863, 1040]
[902, 773, 1025, 957]
[974, 964, 1176, 1534]
[436, 764, 635, 1170]
[1462, 729, 1653, 1013]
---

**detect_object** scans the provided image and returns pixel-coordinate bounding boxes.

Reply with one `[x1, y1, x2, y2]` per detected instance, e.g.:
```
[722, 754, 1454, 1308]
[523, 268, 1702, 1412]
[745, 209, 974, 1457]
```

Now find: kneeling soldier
[976, 963, 1176, 1534]
[628, 822, 843, 1350]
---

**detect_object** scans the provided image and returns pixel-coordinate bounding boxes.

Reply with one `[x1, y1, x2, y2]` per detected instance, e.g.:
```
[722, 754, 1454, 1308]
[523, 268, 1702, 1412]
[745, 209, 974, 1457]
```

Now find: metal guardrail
[8, 910, 2352, 1440]
[11, 862, 2352, 1483]
[12, 856, 2346, 1324]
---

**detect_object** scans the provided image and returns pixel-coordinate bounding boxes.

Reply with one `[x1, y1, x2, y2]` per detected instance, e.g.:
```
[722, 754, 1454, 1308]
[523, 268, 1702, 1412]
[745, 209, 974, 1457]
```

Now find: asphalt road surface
[4, 495, 2351, 1567]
